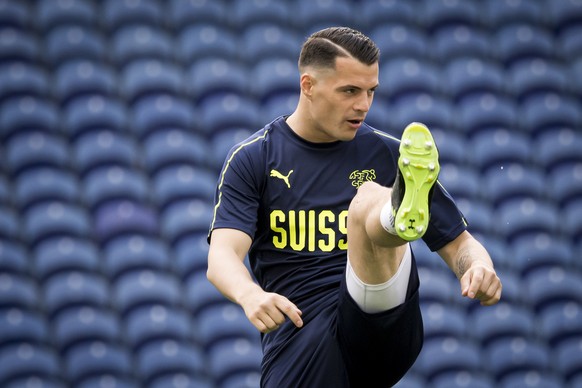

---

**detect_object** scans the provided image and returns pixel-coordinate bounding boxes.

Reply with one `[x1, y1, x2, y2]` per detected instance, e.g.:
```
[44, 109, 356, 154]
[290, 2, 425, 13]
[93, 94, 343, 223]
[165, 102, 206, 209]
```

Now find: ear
[300, 73, 314, 98]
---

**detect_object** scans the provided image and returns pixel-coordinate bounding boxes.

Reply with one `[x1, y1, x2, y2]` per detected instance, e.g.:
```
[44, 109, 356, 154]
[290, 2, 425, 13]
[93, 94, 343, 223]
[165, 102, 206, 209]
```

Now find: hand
[239, 288, 303, 333]
[460, 263, 502, 306]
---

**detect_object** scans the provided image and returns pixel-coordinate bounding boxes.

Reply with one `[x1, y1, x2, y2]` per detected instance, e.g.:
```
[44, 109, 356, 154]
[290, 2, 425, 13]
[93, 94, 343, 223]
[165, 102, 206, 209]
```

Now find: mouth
[347, 119, 363, 128]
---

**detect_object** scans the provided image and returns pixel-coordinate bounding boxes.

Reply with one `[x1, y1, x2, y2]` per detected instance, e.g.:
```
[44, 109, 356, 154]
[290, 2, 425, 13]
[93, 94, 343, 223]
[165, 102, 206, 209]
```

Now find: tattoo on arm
[455, 247, 471, 279]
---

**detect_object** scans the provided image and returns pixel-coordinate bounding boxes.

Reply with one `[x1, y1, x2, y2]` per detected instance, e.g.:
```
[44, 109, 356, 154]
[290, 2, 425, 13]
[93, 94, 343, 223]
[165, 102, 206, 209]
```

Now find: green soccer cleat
[391, 122, 440, 241]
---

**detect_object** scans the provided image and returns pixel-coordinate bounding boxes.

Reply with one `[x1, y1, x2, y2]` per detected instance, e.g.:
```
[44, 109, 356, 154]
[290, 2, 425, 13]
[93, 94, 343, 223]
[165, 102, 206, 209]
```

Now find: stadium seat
[455, 199, 493, 236]
[187, 58, 249, 105]
[415, 337, 482, 382]
[549, 162, 582, 208]
[74, 131, 139, 177]
[481, 164, 544, 208]
[0, 308, 49, 347]
[419, 0, 482, 33]
[0, 97, 60, 141]
[185, 272, 229, 317]
[103, 235, 169, 281]
[259, 94, 298, 128]
[0, 27, 40, 64]
[0, 240, 27, 276]
[433, 371, 495, 388]
[83, 166, 149, 210]
[456, 93, 518, 138]
[563, 198, 582, 244]
[153, 165, 216, 210]
[111, 25, 174, 67]
[36, 0, 98, 34]
[494, 198, 559, 243]
[0, 62, 50, 103]
[173, 233, 209, 281]
[369, 24, 429, 62]
[15, 167, 80, 211]
[131, 95, 196, 140]
[169, 0, 227, 32]
[208, 338, 262, 386]
[546, 0, 582, 33]
[469, 129, 531, 174]
[533, 128, 582, 173]
[444, 57, 506, 103]
[251, 58, 299, 104]
[160, 199, 214, 246]
[0, 175, 9, 206]
[178, 24, 238, 64]
[499, 371, 564, 388]
[135, 340, 207, 386]
[0, 1, 32, 31]
[230, 0, 291, 30]
[0, 344, 60, 387]
[44, 25, 106, 65]
[432, 25, 493, 62]
[294, 0, 353, 32]
[539, 301, 582, 348]
[149, 373, 213, 388]
[421, 302, 467, 341]
[144, 129, 209, 175]
[43, 270, 109, 319]
[485, 0, 546, 29]
[75, 375, 139, 388]
[492, 268, 522, 306]
[520, 93, 582, 139]
[508, 58, 569, 103]
[240, 23, 302, 64]
[417, 267, 456, 305]
[495, 24, 555, 66]
[485, 337, 550, 381]
[63, 341, 132, 386]
[524, 266, 582, 313]
[511, 233, 572, 276]
[390, 94, 453, 135]
[392, 373, 426, 388]
[437, 164, 481, 201]
[379, 58, 442, 103]
[553, 338, 582, 381]
[197, 304, 259, 350]
[359, 1, 418, 32]
[54, 60, 118, 106]
[113, 270, 181, 317]
[93, 200, 158, 244]
[559, 24, 582, 62]
[0, 205, 18, 240]
[469, 302, 535, 347]
[23, 201, 91, 246]
[221, 371, 262, 388]
[33, 236, 99, 282]
[120, 59, 184, 105]
[125, 305, 192, 352]
[101, 0, 163, 33]
[199, 94, 261, 136]
[63, 95, 128, 140]
[53, 306, 122, 354]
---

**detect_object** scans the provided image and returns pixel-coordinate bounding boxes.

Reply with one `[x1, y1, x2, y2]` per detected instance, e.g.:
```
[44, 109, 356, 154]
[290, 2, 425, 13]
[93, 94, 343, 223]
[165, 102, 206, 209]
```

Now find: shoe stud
[402, 158, 410, 166]
[398, 224, 406, 232]
[403, 139, 412, 147]
[425, 141, 433, 149]
[428, 163, 436, 171]
[416, 226, 424, 234]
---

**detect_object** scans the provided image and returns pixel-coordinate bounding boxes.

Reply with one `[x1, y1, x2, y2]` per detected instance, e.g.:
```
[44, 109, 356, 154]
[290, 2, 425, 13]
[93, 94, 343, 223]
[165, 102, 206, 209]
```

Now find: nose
[354, 93, 372, 113]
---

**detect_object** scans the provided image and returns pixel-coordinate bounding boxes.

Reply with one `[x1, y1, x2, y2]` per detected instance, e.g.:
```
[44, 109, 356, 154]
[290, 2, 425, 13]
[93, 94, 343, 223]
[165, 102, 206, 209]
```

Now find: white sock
[380, 198, 397, 235]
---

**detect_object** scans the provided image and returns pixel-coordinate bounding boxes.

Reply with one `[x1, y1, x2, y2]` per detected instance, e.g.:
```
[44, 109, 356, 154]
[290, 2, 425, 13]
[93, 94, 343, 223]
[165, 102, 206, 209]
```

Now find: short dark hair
[298, 27, 380, 70]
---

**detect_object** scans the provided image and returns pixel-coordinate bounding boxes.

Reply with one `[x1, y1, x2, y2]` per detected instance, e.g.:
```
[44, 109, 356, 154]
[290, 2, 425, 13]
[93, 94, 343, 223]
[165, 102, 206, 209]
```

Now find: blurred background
[0, 0, 581, 387]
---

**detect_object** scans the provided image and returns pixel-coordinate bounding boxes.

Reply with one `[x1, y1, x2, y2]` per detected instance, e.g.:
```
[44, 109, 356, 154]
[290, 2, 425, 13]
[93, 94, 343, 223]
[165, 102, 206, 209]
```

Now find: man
[207, 27, 501, 387]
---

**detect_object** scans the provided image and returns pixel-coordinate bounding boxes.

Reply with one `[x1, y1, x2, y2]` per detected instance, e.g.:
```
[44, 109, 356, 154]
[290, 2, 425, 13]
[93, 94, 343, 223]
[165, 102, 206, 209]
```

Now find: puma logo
[270, 169, 293, 189]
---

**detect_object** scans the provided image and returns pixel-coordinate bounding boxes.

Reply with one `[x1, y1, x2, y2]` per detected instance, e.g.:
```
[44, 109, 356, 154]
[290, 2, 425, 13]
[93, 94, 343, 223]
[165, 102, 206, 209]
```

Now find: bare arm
[207, 228, 303, 332]
[437, 230, 502, 306]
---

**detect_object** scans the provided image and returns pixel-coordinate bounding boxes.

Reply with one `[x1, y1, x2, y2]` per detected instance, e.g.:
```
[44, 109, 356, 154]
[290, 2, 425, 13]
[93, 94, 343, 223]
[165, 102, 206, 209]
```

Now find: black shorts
[261, 256, 423, 388]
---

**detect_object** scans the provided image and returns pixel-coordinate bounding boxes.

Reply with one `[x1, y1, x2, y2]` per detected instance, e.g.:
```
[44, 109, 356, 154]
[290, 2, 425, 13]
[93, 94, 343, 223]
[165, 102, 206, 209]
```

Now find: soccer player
[207, 27, 502, 387]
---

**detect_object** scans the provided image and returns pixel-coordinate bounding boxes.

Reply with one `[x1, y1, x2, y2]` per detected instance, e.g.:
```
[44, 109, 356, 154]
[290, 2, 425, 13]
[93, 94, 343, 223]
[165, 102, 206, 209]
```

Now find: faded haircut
[298, 27, 380, 70]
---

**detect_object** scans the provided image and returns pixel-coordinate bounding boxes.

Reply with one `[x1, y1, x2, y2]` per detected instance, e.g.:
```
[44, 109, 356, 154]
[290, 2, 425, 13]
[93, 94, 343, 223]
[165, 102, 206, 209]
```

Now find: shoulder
[357, 123, 401, 151]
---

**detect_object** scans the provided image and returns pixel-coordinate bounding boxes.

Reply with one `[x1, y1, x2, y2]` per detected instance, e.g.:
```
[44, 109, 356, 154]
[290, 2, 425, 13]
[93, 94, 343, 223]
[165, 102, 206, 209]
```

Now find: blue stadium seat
[0, 62, 50, 103]
[15, 167, 80, 210]
[469, 302, 535, 347]
[199, 94, 261, 136]
[364, 99, 391, 133]
[76, 376, 138, 388]
[131, 95, 196, 140]
[101, 0, 163, 33]
[420, 0, 481, 32]
[524, 266, 582, 313]
[0, 175, 10, 206]
[251, 58, 299, 104]
[533, 128, 582, 173]
[63, 96, 128, 140]
[53, 306, 122, 354]
[0, 205, 18, 240]
[173, 233, 209, 281]
[417, 267, 457, 305]
[432, 26, 493, 62]
[369, 24, 429, 62]
[294, 0, 353, 32]
[185, 272, 228, 317]
[494, 198, 559, 243]
[230, 0, 291, 30]
[508, 58, 569, 103]
[149, 374, 213, 388]
[379, 58, 442, 103]
[113, 270, 181, 317]
[470, 130, 531, 174]
[75, 132, 139, 177]
[549, 162, 582, 208]
[359, 1, 418, 31]
[500, 371, 564, 388]
[495, 24, 555, 66]
[491, 268, 522, 306]
[221, 371, 262, 388]
[522, 93, 582, 139]
[547, 0, 582, 33]
[444, 57, 506, 103]
[135, 340, 207, 386]
[0, 97, 60, 141]
[485, 0, 546, 29]
[512, 233, 572, 276]
[553, 338, 582, 382]
[259, 94, 298, 128]
[111, 25, 174, 67]
[169, 0, 227, 32]
[0, 308, 49, 346]
[33, 236, 99, 282]
[421, 302, 467, 341]
[540, 301, 582, 348]
[125, 305, 192, 352]
[0, 28, 40, 64]
[415, 337, 482, 382]
[559, 24, 582, 62]
[178, 24, 238, 64]
[103, 235, 169, 281]
[188, 58, 249, 105]
[240, 24, 302, 64]
[36, 0, 98, 33]
[0, 1, 32, 31]
[0, 273, 38, 310]
[44, 25, 106, 65]
[433, 371, 495, 388]
[153, 165, 216, 209]
[0, 344, 60, 387]
[455, 199, 493, 236]
[563, 198, 582, 244]
[208, 338, 262, 386]
[197, 304, 259, 350]
[23, 201, 91, 246]
[390, 94, 453, 135]
[93, 200, 158, 245]
[54, 60, 117, 106]
[481, 164, 544, 208]
[485, 337, 550, 381]
[121, 59, 184, 105]
[0, 240, 27, 276]
[64, 341, 132, 386]
[43, 271, 109, 319]
[457, 93, 518, 138]
[437, 164, 480, 201]
[83, 166, 149, 210]
[144, 129, 208, 174]
[161, 199, 214, 246]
